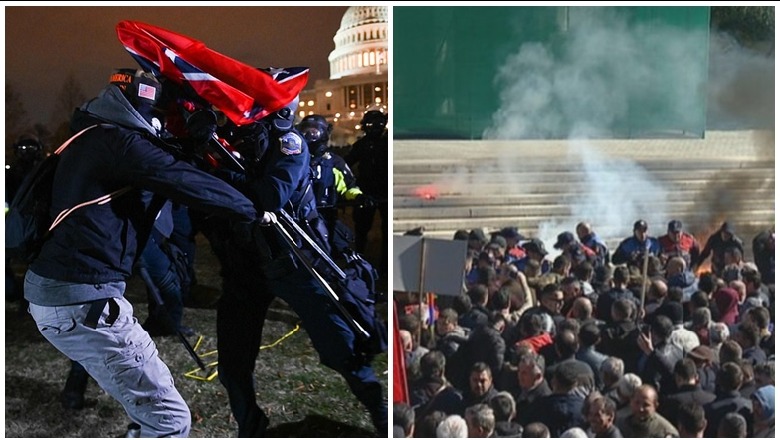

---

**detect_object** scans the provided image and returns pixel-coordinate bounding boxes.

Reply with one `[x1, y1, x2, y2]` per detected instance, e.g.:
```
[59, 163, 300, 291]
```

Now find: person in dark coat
[24, 69, 261, 437]
[461, 362, 501, 411]
[698, 221, 744, 277]
[637, 315, 684, 395]
[751, 226, 774, 285]
[598, 298, 642, 374]
[735, 322, 768, 366]
[460, 284, 491, 330]
[675, 401, 707, 438]
[511, 351, 552, 417]
[596, 266, 638, 325]
[576, 322, 609, 389]
[703, 361, 754, 437]
[518, 360, 586, 437]
[490, 391, 524, 437]
[409, 350, 464, 421]
[452, 311, 507, 390]
[658, 358, 716, 427]
[344, 109, 387, 257]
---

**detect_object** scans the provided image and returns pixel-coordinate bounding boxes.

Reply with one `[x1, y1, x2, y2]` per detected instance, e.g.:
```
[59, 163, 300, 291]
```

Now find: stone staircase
[392, 130, 775, 259]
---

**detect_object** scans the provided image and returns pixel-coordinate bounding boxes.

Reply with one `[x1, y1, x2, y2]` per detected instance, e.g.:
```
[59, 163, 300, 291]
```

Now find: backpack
[5, 125, 130, 262]
[335, 250, 388, 358]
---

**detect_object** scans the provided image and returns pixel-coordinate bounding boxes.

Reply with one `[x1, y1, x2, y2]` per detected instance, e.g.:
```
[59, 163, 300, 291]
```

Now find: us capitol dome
[299, 6, 388, 145]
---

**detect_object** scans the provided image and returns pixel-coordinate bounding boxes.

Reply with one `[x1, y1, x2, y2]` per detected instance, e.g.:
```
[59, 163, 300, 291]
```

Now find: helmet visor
[301, 126, 324, 144]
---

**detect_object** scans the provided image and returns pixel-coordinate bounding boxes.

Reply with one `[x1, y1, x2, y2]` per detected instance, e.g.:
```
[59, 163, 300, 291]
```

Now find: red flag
[393, 301, 409, 405]
[116, 20, 309, 125]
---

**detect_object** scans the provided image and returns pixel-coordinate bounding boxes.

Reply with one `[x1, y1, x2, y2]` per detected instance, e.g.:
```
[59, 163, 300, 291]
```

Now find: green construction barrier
[394, 6, 710, 140]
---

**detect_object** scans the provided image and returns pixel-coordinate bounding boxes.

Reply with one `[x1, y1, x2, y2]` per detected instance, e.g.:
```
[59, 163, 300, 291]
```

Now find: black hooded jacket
[28, 85, 257, 303]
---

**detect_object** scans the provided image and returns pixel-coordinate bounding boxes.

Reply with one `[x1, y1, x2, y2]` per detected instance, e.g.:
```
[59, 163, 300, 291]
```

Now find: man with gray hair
[600, 357, 624, 405]
[435, 415, 468, 438]
[465, 403, 496, 438]
[709, 322, 730, 360]
[512, 352, 552, 416]
[615, 373, 643, 425]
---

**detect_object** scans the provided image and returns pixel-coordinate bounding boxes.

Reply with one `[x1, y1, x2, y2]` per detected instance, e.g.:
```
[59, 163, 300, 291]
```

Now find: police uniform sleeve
[246, 131, 310, 212]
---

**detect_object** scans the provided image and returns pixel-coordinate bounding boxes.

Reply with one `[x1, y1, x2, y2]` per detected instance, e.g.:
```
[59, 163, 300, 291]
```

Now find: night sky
[5, 6, 349, 126]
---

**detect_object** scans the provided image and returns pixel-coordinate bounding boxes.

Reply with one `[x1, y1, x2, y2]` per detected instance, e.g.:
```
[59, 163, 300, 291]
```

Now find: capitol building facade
[298, 6, 388, 145]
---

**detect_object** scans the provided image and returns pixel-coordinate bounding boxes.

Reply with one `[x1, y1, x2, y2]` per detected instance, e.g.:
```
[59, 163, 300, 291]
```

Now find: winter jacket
[28, 85, 256, 305]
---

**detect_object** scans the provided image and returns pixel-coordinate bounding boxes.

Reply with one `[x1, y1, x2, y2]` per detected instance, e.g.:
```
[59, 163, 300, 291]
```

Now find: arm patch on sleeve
[279, 132, 303, 155]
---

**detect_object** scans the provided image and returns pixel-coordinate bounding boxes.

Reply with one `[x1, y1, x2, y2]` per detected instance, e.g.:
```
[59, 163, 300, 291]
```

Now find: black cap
[490, 235, 508, 249]
[668, 220, 683, 233]
[522, 238, 548, 256]
[553, 232, 576, 249]
[469, 228, 488, 243]
[499, 227, 525, 241]
[453, 229, 470, 241]
[721, 222, 735, 234]
[634, 220, 648, 232]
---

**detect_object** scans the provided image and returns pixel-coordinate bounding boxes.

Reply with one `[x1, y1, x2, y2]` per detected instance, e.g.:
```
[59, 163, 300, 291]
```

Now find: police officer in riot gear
[209, 95, 387, 437]
[298, 113, 369, 255]
[345, 110, 388, 260]
[6, 135, 45, 203]
[6, 136, 46, 302]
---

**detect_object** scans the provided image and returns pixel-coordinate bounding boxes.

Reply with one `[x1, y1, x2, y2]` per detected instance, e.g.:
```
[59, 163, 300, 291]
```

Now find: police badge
[279, 132, 303, 155]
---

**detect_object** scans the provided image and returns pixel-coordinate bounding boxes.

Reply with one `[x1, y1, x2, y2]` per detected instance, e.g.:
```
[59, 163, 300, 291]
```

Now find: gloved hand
[185, 109, 218, 145]
[355, 194, 377, 208]
[258, 211, 277, 226]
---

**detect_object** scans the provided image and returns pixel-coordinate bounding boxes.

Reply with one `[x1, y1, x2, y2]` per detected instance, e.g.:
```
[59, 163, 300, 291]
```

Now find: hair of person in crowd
[522, 422, 551, 438]
[392, 403, 415, 437]
[717, 412, 747, 438]
[560, 427, 588, 438]
[676, 401, 707, 437]
[464, 403, 496, 438]
[600, 357, 625, 388]
[435, 414, 468, 438]
[489, 391, 516, 423]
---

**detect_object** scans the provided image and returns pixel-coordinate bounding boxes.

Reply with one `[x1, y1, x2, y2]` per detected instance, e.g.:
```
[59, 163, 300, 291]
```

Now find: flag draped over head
[116, 20, 309, 126]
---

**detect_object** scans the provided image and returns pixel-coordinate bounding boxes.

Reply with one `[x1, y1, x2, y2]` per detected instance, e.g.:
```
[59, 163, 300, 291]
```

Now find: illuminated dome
[329, 6, 388, 79]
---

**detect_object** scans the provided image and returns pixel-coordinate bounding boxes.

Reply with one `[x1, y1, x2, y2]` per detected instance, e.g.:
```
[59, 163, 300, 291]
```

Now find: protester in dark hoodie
[24, 69, 260, 437]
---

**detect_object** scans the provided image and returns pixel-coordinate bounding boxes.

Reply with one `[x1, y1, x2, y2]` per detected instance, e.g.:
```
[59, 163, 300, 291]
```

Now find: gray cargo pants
[26, 280, 190, 437]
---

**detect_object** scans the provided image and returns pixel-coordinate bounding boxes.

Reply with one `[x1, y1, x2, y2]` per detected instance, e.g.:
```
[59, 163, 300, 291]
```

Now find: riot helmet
[265, 95, 299, 132]
[13, 135, 43, 163]
[360, 110, 387, 136]
[298, 114, 331, 155]
[109, 68, 163, 130]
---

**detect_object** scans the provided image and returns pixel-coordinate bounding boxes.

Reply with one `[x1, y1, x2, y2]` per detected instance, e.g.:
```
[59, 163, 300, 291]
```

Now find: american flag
[116, 20, 309, 126]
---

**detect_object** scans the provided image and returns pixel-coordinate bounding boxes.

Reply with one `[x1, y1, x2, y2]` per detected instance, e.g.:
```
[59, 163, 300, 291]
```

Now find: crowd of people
[394, 219, 774, 438]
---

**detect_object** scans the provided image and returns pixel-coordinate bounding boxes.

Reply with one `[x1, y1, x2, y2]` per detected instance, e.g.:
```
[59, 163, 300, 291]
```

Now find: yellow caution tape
[184, 324, 301, 381]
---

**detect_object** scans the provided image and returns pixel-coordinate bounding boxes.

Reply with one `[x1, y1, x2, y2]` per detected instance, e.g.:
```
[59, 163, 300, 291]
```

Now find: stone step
[392, 200, 775, 220]
[394, 159, 774, 174]
[393, 178, 775, 196]
[393, 167, 775, 186]
[392, 131, 774, 261]
[392, 188, 774, 208]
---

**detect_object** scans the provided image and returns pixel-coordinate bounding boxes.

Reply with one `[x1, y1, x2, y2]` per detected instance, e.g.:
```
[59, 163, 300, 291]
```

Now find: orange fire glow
[413, 185, 439, 201]
[693, 215, 727, 276]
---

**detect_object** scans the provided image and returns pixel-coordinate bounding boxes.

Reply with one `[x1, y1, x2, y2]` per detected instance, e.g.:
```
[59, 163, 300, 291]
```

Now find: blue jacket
[611, 236, 661, 267]
[28, 85, 257, 299]
[227, 126, 315, 221]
